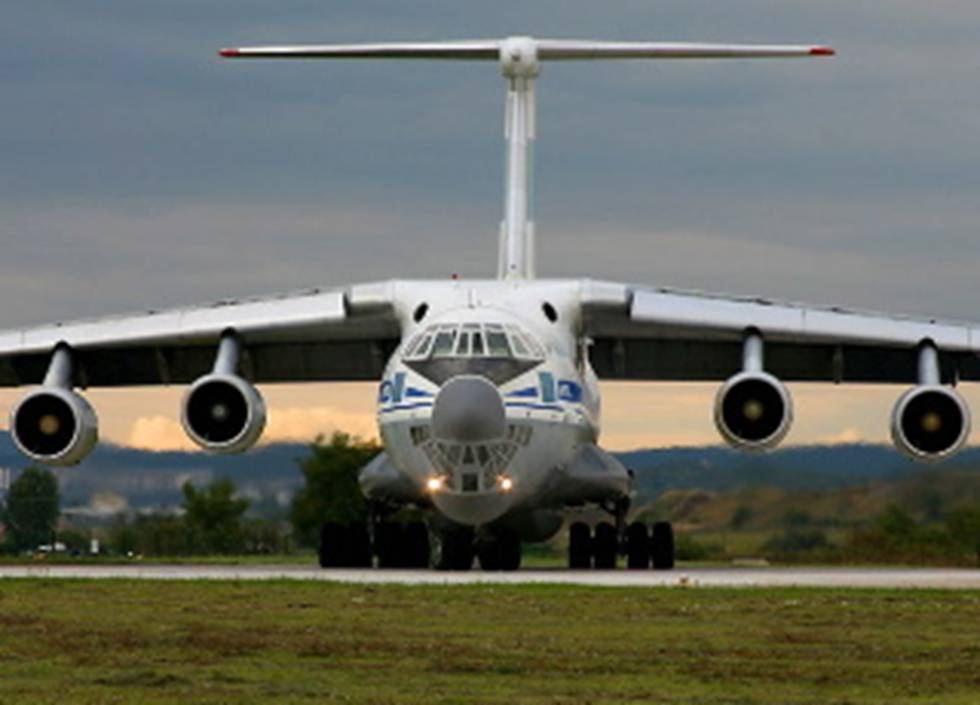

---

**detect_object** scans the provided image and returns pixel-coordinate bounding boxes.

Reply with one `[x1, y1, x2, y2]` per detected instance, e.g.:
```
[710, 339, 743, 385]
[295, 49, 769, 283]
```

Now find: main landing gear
[567, 499, 675, 570]
[318, 519, 431, 569]
[318, 517, 524, 571]
[567, 520, 675, 570]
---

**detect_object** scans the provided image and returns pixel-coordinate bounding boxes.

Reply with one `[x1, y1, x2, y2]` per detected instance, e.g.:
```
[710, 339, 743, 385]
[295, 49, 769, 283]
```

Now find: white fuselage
[373, 279, 601, 526]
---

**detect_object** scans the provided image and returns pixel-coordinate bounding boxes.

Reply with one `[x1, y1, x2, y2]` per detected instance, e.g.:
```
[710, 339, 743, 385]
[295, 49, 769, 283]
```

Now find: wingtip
[810, 46, 836, 57]
[218, 48, 240, 58]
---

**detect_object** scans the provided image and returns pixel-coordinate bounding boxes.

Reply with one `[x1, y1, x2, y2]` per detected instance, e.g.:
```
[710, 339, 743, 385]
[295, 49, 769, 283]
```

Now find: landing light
[499, 477, 514, 492]
[426, 476, 446, 493]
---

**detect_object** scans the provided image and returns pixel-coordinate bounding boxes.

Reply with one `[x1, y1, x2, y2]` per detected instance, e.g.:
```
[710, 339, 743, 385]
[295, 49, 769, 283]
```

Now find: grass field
[1, 580, 979, 704]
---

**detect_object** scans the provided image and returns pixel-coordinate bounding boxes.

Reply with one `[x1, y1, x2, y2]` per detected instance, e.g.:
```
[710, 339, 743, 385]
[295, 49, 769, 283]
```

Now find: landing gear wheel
[405, 521, 431, 568]
[593, 521, 618, 570]
[568, 521, 591, 569]
[651, 521, 675, 571]
[346, 522, 373, 567]
[375, 522, 406, 568]
[479, 531, 521, 572]
[625, 522, 650, 570]
[318, 522, 345, 568]
[432, 528, 475, 571]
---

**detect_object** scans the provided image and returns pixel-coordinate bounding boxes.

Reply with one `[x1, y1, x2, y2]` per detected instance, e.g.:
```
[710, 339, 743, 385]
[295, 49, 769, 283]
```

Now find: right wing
[0, 282, 402, 388]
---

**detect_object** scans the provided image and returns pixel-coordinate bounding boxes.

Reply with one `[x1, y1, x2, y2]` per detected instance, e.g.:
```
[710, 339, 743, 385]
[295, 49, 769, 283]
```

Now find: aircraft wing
[0, 283, 401, 387]
[580, 281, 980, 384]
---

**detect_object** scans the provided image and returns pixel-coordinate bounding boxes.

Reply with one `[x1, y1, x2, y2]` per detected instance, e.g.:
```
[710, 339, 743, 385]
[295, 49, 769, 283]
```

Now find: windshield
[404, 322, 544, 361]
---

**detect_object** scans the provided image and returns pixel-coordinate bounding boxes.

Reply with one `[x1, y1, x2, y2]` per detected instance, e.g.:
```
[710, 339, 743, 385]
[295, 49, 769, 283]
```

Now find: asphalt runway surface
[1, 565, 979, 588]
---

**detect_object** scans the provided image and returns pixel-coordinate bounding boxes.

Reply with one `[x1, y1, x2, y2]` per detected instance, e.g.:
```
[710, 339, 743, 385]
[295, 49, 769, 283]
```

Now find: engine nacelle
[891, 385, 970, 461]
[181, 374, 266, 453]
[10, 387, 98, 466]
[714, 371, 793, 451]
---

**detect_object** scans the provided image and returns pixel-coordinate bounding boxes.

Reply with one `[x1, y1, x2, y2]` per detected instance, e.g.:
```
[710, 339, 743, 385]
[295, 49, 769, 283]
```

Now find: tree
[946, 507, 980, 564]
[875, 504, 918, 543]
[182, 478, 250, 554]
[1, 467, 60, 553]
[290, 432, 380, 547]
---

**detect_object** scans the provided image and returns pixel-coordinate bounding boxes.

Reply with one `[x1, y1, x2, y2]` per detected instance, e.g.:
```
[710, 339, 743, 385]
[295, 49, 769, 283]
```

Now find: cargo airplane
[3, 37, 977, 571]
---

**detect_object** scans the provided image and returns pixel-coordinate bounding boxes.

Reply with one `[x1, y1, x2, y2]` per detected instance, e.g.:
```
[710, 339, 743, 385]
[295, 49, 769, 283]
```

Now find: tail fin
[220, 37, 834, 280]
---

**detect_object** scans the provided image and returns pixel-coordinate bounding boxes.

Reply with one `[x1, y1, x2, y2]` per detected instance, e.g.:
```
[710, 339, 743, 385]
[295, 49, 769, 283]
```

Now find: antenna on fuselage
[219, 37, 834, 281]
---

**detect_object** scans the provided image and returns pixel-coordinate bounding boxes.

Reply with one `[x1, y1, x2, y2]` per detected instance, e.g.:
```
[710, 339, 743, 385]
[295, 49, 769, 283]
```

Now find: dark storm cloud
[2, 2, 979, 327]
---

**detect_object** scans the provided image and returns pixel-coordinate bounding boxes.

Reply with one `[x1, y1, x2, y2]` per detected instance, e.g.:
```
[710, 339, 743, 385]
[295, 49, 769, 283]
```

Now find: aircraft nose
[431, 375, 506, 442]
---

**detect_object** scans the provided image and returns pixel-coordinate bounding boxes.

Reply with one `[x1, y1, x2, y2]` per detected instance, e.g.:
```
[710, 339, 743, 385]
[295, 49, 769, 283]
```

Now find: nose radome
[431, 375, 506, 442]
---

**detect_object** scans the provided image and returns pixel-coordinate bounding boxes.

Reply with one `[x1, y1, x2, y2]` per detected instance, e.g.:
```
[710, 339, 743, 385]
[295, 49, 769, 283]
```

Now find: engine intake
[891, 385, 970, 461]
[10, 387, 98, 466]
[181, 374, 266, 453]
[714, 371, 793, 451]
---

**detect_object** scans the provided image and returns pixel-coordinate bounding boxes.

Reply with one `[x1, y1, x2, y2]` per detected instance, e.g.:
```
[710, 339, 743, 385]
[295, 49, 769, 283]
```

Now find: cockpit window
[403, 322, 543, 361]
[431, 329, 457, 358]
[485, 331, 511, 357]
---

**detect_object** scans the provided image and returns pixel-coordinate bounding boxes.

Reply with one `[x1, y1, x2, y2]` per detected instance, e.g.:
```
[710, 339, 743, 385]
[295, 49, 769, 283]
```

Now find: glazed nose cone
[431, 375, 506, 442]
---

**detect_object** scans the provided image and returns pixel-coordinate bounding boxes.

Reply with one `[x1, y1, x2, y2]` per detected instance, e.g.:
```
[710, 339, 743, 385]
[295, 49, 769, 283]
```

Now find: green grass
[0, 580, 979, 704]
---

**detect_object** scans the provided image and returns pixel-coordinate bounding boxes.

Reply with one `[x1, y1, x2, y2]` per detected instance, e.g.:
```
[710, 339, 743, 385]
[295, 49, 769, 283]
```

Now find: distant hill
[0, 433, 310, 517]
[620, 445, 980, 497]
[0, 431, 978, 518]
[644, 466, 980, 532]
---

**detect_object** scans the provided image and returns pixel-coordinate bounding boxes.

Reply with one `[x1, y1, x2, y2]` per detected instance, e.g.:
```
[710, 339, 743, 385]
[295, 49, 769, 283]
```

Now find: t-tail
[220, 37, 835, 280]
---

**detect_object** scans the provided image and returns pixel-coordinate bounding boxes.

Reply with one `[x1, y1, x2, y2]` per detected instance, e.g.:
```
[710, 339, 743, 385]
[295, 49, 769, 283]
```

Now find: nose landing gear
[477, 529, 522, 571]
[431, 527, 476, 571]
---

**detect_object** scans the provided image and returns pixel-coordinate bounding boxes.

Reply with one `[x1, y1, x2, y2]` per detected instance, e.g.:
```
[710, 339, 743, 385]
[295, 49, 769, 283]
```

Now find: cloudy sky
[1, 2, 979, 450]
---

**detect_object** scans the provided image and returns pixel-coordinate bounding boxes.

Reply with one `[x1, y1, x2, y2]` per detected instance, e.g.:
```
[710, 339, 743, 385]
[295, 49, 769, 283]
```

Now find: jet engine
[714, 371, 793, 451]
[891, 385, 970, 461]
[10, 387, 98, 466]
[181, 373, 266, 453]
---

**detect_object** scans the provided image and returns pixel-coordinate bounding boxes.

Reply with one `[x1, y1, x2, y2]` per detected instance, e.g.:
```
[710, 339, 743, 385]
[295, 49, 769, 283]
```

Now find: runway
[1, 564, 979, 588]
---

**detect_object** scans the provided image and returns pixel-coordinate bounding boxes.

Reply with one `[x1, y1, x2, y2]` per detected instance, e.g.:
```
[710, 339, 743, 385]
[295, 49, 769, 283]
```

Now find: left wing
[580, 281, 980, 384]
[0, 282, 401, 387]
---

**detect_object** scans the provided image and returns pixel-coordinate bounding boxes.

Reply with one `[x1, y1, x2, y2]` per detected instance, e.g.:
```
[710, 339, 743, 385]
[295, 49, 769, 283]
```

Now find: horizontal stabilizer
[219, 39, 834, 61]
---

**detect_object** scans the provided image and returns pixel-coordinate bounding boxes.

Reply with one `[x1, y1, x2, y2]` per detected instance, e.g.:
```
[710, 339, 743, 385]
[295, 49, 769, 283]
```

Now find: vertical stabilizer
[219, 37, 834, 281]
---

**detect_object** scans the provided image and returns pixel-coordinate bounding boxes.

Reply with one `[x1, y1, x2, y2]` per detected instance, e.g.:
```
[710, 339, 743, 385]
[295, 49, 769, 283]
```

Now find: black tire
[345, 522, 373, 568]
[405, 521, 431, 568]
[593, 521, 618, 570]
[568, 521, 591, 569]
[318, 522, 345, 569]
[433, 528, 475, 571]
[374, 522, 405, 568]
[651, 521, 675, 571]
[625, 522, 650, 570]
[478, 540, 501, 571]
[479, 531, 521, 572]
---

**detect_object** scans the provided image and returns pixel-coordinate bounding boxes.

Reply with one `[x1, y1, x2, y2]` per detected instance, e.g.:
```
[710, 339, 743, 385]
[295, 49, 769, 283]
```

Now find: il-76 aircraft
[4, 37, 978, 571]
